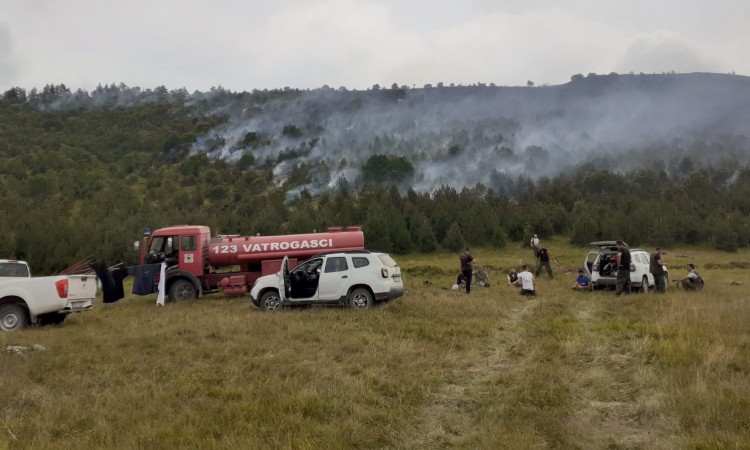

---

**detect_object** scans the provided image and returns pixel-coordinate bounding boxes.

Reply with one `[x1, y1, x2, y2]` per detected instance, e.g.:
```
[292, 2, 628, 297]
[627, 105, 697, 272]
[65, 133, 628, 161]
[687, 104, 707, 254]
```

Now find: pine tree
[413, 219, 438, 252]
[442, 221, 465, 252]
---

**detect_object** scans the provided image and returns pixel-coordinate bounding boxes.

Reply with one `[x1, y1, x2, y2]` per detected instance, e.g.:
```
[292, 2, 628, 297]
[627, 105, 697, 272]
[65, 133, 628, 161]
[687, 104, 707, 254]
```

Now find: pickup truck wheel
[641, 276, 649, 293]
[348, 288, 374, 309]
[0, 304, 30, 332]
[38, 312, 67, 326]
[259, 291, 283, 311]
[169, 279, 196, 302]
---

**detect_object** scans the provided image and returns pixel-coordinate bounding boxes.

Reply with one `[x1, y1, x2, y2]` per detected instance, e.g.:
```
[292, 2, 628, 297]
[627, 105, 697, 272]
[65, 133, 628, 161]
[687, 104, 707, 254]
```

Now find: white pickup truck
[0, 259, 96, 332]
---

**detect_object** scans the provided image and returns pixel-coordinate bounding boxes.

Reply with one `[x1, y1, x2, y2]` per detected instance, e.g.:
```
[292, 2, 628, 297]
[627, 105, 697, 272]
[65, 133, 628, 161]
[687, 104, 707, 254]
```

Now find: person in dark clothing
[615, 240, 632, 295]
[535, 247, 554, 279]
[649, 247, 666, 293]
[507, 267, 519, 286]
[459, 248, 474, 294]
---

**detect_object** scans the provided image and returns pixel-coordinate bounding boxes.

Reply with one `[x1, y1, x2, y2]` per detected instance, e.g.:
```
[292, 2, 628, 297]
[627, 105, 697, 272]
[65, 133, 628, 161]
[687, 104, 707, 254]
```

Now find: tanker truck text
[213, 239, 334, 254]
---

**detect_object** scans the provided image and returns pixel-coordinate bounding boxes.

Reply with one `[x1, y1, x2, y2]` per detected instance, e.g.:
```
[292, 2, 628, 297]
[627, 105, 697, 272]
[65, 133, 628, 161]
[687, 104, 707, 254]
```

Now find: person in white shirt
[530, 234, 541, 258]
[516, 264, 536, 296]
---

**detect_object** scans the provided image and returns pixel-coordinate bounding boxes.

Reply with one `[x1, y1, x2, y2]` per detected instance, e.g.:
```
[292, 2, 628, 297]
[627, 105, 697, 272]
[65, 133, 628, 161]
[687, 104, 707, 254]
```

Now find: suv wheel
[260, 291, 283, 311]
[348, 288, 374, 309]
[641, 276, 649, 293]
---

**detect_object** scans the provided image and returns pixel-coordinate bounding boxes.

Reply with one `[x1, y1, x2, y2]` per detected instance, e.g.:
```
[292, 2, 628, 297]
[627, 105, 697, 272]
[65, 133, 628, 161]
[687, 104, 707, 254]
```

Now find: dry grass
[1, 237, 749, 449]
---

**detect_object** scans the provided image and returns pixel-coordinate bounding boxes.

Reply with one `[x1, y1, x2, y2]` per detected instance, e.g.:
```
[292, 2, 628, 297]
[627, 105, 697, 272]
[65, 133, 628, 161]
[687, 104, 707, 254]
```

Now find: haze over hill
[189, 72, 750, 192]
[20, 72, 750, 194]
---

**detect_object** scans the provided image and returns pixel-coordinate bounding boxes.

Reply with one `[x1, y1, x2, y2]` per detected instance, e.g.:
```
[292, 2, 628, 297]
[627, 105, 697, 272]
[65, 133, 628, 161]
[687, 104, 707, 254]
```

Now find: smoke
[18, 73, 750, 195]
[0, 23, 19, 88]
[190, 73, 750, 193]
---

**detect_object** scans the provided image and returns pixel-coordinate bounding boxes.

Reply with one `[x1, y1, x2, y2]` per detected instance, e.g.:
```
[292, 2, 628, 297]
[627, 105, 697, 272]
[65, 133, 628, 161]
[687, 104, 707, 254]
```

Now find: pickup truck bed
[0, 274, 96, 331]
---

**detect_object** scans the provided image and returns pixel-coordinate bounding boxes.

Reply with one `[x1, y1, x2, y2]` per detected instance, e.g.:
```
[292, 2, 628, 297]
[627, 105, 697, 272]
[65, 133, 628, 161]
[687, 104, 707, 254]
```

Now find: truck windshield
[0, 262, 30, 277]
[149, 236, 176, 255]
[149, 236, 165, 253]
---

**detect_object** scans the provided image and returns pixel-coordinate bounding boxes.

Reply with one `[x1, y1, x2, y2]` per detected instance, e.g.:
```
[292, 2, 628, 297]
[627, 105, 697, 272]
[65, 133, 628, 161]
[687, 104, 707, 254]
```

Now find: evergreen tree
[413, 218, 438, 252]
[442, 221, 465, 252]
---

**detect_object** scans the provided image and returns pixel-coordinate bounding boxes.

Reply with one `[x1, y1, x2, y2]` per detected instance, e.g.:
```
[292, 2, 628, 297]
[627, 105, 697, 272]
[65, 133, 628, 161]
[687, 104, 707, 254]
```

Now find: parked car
[583, 241, 668, 292]
[0, 260, 96, 331]
[250, 251, 404, 310]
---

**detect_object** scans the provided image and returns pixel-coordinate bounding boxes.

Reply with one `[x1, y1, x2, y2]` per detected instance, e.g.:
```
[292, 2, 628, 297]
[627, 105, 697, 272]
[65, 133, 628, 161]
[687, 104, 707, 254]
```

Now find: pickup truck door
[318, 256, 351, 301]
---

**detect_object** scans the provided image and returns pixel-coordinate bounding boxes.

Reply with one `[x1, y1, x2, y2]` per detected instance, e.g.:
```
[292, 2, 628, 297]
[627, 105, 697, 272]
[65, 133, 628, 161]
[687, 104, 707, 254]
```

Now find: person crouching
[516, 264, 536, 296]
[571, 269, 592, 290]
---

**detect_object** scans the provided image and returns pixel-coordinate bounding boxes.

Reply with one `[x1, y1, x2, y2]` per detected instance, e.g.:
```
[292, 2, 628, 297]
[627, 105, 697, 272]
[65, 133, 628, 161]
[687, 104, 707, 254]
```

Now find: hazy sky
[1, 0, 747, 92]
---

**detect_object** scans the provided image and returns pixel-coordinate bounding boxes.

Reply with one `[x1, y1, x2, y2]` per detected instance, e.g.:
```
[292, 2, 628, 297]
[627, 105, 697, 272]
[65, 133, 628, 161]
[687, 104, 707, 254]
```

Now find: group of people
[616, 242, 704, 294]
[456, 235, 705, 297]
[505, 265, 591, 297]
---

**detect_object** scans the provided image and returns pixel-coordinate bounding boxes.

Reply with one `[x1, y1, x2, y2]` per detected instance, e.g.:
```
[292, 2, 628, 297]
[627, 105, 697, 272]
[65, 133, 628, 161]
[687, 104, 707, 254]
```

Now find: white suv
[583, 241, 668, 292]
[250, 251, 404, 311]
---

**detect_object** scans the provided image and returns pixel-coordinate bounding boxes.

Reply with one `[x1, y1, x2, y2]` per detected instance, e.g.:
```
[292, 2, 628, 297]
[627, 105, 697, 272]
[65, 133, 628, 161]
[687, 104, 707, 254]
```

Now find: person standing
[530, 234, 541, 257]
[517, 264, 536, 296]
[615, 240, 631, 295]
[649, 247, 666, 293]
[674, 263, 704, 291]
[535, 247, 554, 279]
[459, 247, 474, 294]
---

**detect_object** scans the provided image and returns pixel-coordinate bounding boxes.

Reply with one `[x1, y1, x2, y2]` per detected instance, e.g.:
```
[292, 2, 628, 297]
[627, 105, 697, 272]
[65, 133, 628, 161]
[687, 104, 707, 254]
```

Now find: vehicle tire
[169, 279, 197, 302]
[38, 312, 67, 326]
[348, 288, 374, 309]
[641, 276, 649, 293]
[0, 304, 30, 332]
[259, 291, 283, 311]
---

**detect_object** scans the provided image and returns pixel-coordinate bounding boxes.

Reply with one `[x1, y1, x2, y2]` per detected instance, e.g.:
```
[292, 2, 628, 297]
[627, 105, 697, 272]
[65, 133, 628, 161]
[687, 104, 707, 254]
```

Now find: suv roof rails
[309, 250, 372, 258]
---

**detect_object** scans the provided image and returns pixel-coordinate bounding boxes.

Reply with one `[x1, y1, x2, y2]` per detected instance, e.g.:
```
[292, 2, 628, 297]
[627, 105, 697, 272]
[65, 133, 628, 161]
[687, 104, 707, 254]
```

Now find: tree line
[2, 89, 750, 274]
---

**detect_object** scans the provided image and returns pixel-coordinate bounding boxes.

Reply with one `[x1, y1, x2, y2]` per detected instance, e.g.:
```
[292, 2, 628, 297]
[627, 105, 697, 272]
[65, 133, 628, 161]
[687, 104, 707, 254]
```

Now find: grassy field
[2, 237, 749, 449]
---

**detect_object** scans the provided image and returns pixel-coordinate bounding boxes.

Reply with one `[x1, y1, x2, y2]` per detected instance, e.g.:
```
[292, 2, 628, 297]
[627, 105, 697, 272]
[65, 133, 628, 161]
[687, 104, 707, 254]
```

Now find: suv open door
[583, 251, 598, 277]
[278, 256, 290, 303]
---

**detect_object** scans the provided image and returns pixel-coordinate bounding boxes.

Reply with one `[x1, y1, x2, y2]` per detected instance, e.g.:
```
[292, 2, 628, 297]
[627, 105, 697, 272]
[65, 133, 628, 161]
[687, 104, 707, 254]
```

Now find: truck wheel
[169, 279, 196, 302]
[348, 288, 374, 309]
[0, 304, 30, 332]
[38, 312, 67, 326]
[259, 291, 283, 311]
[641, 276, 649, 293]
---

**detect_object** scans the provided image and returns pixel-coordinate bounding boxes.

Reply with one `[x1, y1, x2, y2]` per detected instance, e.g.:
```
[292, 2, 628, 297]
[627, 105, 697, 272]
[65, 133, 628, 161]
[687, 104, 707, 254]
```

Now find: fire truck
[138, 225, 365, 301]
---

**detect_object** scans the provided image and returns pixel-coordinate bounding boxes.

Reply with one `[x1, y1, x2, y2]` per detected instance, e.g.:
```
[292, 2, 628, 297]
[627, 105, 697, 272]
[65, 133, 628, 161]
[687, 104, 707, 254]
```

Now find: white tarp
[156, 263, 166, 306]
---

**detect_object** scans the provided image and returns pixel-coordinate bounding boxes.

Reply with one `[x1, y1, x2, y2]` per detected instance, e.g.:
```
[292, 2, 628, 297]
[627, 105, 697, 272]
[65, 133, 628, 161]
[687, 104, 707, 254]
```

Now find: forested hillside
[2, 73, 750, 274]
